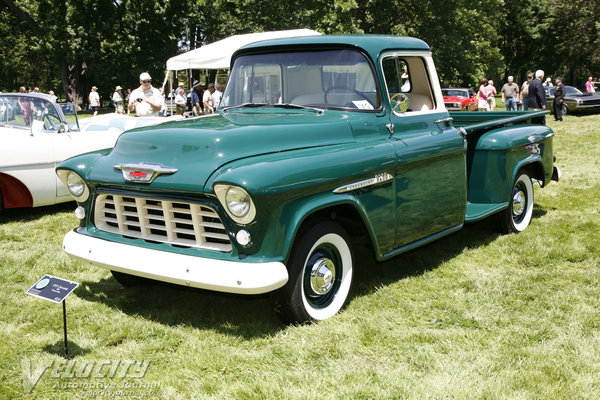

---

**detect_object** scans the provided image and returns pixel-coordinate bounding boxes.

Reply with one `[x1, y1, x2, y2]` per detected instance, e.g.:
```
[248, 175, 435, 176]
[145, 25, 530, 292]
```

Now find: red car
[443, 88, 476, 111]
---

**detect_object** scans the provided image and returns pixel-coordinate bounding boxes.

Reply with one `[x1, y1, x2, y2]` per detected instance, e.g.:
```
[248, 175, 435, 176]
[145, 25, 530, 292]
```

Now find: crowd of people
[477, 71, 597, 121]
[88, 72, 225, 118]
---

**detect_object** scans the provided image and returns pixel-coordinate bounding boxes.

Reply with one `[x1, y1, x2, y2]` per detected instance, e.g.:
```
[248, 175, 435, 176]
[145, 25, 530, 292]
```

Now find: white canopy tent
[162, 29, 321, 98]
[166, 29, 321, 72]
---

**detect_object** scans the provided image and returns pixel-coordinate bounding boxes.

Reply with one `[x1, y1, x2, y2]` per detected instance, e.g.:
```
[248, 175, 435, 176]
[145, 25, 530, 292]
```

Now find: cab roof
[233, 34, 431, 64]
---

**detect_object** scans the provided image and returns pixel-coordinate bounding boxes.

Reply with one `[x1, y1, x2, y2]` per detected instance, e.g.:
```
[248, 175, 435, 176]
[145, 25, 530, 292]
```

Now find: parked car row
[443, 84, 600, 115]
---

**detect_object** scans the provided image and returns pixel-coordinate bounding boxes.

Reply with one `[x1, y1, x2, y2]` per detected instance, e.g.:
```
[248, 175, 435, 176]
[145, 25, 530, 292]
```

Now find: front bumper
[62, 230, 288, 294]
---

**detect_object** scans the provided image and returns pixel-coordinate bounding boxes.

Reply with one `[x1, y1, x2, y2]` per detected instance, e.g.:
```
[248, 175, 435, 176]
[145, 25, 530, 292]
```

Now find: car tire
[0, 187, 3, 215]
[561, 103, 568, 115]
[272, 220, 354, 324]
[498, 172, 534, 234]
[111, 270, 152, 287]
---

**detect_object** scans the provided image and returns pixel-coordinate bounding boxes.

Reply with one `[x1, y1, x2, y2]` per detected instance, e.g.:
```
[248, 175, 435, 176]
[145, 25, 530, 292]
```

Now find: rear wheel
[561, 103, 568, 115]
[498, 172, 534, 233]
[272, 220, 354, 324]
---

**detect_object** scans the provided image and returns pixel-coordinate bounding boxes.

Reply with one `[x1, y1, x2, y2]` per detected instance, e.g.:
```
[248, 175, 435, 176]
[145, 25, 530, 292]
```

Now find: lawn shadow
[0, 202, 75, 224]
[351, 218, 503, 297]
[43, 340, 90, 358]
[76, 276, 283, 338]
[75, 211, 542, 334]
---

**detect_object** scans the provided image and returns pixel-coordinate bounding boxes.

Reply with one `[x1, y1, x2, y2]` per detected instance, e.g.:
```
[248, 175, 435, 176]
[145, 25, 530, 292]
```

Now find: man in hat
[112, 85, 124, 114]
[128, 72, 163, 117]
[88, 86, 100, 117]
[203, 83, 215, 114]
[191, 81, 203, 116]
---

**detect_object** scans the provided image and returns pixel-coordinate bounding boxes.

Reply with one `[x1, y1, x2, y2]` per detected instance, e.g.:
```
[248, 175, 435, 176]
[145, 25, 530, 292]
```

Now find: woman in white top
[477, 78, 490, 111]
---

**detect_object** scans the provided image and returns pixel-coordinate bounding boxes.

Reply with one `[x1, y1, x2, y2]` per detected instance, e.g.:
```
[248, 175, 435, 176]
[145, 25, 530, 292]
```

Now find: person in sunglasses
[128, 72, 164, 117]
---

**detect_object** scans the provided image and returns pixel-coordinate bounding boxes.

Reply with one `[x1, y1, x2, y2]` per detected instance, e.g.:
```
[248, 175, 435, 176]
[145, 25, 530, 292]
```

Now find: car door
[381, 53, 467, 249]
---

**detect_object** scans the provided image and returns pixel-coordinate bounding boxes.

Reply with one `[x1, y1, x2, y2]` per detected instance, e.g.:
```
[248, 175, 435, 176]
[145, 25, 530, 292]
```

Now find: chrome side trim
[333, 173, 393, 194]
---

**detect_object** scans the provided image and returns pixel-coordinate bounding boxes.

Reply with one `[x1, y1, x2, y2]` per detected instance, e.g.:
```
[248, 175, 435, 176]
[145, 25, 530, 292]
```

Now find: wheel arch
[281, 196, 378, 265]
[0, 173, 33, 209]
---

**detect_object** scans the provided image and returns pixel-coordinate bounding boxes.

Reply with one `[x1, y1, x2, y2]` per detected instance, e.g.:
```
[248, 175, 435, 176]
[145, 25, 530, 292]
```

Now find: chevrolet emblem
[114, 163, 177, 183]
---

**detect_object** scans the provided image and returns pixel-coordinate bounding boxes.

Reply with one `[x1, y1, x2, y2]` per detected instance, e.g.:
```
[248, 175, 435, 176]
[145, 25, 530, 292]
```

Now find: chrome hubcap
[512, 189, 525, 217]
[310, 258, 336, 295]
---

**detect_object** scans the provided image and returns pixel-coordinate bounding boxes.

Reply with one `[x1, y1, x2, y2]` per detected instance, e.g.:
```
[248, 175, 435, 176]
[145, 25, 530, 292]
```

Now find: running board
[465, 201, 508, 223]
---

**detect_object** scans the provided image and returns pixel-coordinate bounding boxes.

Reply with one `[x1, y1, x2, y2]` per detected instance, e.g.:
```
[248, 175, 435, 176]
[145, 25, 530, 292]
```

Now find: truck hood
[85, 110, 355, 191]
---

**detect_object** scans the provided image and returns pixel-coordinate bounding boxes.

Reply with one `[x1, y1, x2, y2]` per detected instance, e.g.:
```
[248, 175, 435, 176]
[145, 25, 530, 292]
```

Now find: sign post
[26, 275, 79, 358]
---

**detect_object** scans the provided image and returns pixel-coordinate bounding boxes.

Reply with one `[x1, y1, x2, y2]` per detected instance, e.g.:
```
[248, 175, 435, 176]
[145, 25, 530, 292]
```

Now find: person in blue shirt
[191, 81, 204, 116]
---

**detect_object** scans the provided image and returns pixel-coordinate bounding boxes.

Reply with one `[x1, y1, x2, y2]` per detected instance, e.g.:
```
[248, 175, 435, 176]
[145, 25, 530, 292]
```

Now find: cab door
[381, 54, 467, 248]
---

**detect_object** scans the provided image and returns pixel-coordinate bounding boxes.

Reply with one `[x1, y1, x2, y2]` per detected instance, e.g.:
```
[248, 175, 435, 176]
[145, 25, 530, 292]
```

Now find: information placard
[26, 275, 79, 303]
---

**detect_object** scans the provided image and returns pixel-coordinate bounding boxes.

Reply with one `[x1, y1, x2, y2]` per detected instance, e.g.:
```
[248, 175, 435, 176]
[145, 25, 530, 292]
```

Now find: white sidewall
[513, 174, 534, 232]
[301, 233, 353, 320]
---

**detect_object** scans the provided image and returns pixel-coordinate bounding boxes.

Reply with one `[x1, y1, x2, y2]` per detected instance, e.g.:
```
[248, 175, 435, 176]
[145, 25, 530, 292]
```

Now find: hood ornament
[114, 162, 177, 183]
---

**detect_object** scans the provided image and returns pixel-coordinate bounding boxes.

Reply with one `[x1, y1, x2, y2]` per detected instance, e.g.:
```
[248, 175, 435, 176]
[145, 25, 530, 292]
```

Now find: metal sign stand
[26, 275, 79, 359]
[62, 300, 69, 359]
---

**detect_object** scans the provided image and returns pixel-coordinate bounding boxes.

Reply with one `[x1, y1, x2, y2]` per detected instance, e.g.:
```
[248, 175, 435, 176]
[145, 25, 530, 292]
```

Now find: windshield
[565, 86, 582, 95]
[221, 49, 381, 111]
[442, 89, 469, 98]
[60, 102, 80, 130]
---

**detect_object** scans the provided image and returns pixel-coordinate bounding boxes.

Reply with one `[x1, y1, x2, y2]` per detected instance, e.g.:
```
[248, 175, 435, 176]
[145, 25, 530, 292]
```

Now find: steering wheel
[324, 85, 374, 108]
[43, 113, 61, 130]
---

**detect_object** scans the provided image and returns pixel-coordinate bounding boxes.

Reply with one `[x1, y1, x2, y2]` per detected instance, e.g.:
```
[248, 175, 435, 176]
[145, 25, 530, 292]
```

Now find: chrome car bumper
[62, 230, 289, 294]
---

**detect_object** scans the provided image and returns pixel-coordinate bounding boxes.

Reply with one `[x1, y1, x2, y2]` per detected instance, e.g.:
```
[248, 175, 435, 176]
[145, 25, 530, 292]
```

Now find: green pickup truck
[57, 35, 560, 323]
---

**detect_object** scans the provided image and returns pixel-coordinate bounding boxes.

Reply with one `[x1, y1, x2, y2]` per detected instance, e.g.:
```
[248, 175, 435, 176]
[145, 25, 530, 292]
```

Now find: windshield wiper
[273, 103, 324, 114]
[222, 103, 268, 112]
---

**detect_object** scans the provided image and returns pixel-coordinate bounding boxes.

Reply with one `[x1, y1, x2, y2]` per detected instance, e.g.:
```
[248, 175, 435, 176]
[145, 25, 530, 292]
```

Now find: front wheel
[561, 103, 568, 115]
[272, 220, 354, 324]
[498, 172, 534, 233]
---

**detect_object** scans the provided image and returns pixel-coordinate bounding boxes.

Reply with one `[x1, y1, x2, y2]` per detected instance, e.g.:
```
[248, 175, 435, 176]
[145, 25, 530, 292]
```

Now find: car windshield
[565, 86, 582, 95]
[60, 103, 80, 130]
[221, 49, 381, 111]
[442, 89, 468, 97]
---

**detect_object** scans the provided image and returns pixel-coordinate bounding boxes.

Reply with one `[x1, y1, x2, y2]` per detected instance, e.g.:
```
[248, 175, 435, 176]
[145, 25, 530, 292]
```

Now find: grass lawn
[1, 112, 599, 399]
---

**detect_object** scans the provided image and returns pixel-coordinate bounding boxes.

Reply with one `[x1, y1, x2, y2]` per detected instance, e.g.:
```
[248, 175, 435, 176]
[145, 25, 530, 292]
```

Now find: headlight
[56, 170, 90, 202]
[67, 172, 85, 197]
[214, 184, 256, 224]
[225, 187, 250, 217]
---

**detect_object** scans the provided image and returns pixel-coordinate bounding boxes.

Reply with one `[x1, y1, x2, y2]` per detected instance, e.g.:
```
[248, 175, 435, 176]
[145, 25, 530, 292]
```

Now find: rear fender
[468, 125, 554, 204]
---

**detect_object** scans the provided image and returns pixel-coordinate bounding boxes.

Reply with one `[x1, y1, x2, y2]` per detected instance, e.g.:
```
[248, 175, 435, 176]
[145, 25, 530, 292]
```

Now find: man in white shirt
[128, 72, 163, 117]
[211, 83, 223, 110]
[203, 83, 215, 114]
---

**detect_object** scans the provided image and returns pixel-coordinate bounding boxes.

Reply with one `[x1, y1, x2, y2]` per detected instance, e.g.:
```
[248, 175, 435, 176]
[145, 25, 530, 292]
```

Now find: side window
[2, 96, 35, 128]
[382, 55, 435, 112]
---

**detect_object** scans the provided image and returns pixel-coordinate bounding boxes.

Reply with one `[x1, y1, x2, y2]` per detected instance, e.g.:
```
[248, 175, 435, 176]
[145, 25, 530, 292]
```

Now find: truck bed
[450, 110, 549, 132]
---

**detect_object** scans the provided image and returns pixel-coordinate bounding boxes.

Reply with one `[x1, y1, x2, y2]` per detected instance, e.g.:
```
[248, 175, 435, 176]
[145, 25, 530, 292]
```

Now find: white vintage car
[0, 93, 178, 214]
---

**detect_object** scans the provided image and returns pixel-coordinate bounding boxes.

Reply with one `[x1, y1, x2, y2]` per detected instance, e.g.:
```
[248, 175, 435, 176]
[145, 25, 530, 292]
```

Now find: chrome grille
[94, 194, 232, 252]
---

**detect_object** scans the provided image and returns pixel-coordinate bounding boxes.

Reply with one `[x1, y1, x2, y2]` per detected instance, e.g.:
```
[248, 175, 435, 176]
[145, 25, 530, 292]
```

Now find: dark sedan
[545, 85, 600, 115]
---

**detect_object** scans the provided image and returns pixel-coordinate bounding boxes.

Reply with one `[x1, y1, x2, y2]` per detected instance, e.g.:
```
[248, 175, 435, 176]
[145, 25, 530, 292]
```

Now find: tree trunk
[61, 61, 86, 110]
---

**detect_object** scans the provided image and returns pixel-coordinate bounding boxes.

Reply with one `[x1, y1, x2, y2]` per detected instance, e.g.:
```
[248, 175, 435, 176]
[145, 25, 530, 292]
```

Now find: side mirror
[390, 93, 410, 115]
